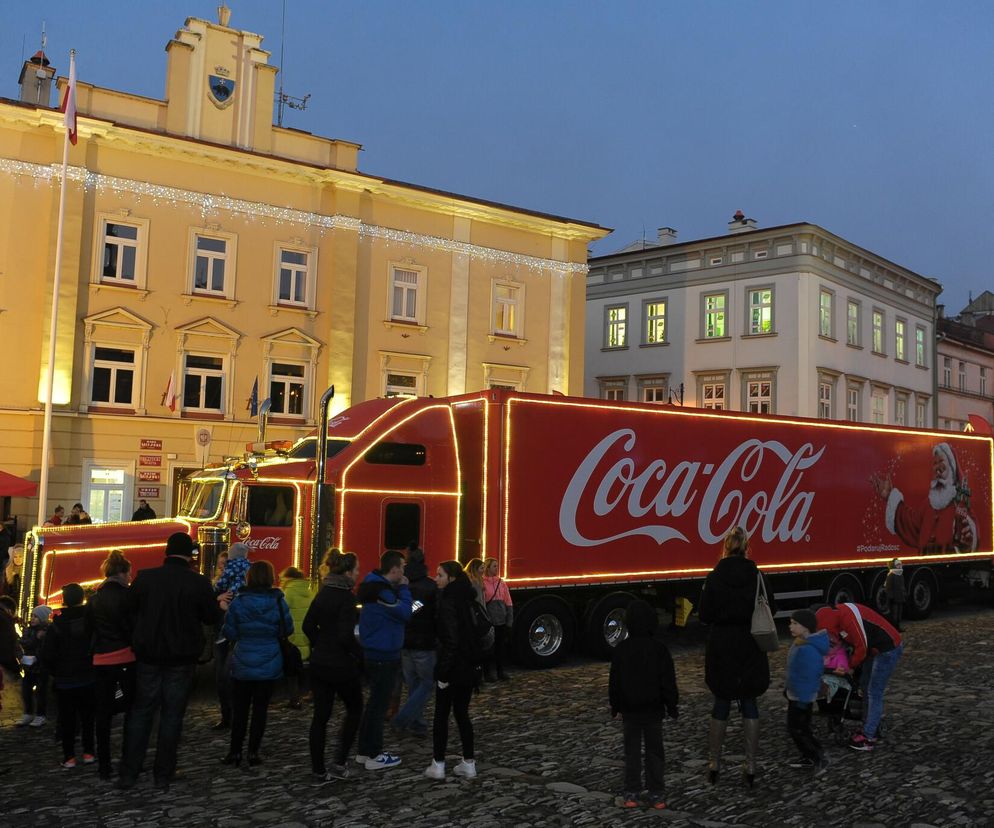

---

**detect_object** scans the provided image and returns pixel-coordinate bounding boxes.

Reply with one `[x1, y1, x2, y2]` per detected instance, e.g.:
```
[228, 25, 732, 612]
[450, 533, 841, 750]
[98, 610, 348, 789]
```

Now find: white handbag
[750, 573, 779, 652]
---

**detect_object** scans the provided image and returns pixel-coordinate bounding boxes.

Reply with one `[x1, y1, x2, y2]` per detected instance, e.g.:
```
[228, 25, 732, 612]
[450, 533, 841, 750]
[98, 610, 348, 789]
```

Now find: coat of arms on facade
[208, 73, 236, 109]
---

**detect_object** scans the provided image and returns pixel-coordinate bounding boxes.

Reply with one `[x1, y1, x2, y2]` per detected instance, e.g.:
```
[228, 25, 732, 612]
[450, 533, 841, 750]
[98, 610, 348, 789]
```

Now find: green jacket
[282, 578, 316, 661]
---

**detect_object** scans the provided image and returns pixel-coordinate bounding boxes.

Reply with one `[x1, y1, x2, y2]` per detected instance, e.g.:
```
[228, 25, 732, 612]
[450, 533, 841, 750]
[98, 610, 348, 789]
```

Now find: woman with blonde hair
[698, 526, 775, 788]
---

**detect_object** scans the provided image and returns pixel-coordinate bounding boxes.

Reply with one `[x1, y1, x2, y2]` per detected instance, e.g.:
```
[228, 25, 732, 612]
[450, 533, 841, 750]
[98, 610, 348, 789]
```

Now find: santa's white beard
[929, 476, 957, 511]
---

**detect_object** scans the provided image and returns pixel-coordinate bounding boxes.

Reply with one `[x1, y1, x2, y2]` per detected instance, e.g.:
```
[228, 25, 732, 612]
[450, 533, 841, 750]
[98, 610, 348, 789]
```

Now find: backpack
[467, 598, 495, 663]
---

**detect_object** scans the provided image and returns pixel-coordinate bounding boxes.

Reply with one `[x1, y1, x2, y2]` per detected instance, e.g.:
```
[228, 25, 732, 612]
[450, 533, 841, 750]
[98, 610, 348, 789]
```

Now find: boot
[707, 718, 727, 784]
[742, 718, 760, 788]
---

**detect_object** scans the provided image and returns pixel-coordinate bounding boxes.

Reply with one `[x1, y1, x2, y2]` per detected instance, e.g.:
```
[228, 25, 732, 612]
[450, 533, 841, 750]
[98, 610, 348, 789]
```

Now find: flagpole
[36, 49, 75, 527]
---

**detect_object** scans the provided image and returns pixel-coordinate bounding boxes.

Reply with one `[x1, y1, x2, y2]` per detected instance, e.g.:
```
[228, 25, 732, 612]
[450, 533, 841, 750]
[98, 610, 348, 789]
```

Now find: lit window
[703, 293, 726, 338]
[871, 392, 886, 424]
[645, 301, 666, 344]
[101, 223, 140, 284]
[605, 305, 628, 348]
[847, 301, 860, 346]
[91, 347, 135, 407]
[895, 320, 906, 361]
[847, 387, 860, 421]
[194, 235, 228, 295]
[270, 362, 305, 416]
[872, 310, 884, 353]
[277, 249, 309, 305]
[748, 288, 773, 335]
[183, 354, 224, 412]
[385, 372, 419, 397]
[85, 464, 128, 524]
[391, 267, 423, 323]
[916, 327, 926, 367]
[818, 382, 832, 419]
[702, 383, 725, 410]
[493, 282, 521, 337]
[819, 290, 833, 338]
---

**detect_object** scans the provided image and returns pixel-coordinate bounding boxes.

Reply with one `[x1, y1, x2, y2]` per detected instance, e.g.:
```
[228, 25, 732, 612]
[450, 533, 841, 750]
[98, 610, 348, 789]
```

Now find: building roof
[960, 290, 994, 316]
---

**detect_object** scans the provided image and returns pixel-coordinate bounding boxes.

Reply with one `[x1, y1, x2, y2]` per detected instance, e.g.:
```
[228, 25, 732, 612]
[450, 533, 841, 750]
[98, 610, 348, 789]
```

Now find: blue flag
[248, 377, 259, 417]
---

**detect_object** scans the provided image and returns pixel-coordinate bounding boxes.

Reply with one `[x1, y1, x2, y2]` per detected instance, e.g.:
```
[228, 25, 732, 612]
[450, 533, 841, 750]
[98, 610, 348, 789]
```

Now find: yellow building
[0, 11, 607, 528]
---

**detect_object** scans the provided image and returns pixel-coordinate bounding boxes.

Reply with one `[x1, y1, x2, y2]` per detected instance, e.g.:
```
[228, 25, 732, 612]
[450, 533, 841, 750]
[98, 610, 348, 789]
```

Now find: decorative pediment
[175, 316, 241, 356]
[82, 307, 153, 345]
[262, 327, 322, 349]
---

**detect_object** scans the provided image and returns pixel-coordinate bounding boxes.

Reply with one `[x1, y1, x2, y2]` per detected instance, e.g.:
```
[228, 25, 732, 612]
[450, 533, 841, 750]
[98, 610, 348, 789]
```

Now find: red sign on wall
[140, 439, 163, 451]
[138, 470, 161, 482]
[139, 455, 162, 467]
[138, 487, 160, 499]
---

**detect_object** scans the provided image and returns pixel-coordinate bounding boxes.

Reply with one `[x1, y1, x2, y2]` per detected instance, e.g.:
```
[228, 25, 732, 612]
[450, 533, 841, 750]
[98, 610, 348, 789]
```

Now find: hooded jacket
[403, 559, 438, 651]
[698, 555, 775, 700]
[609, 600, 679, 717]
[304, 573, 363, 681]
[223, 587, 291, 681]
[815, 603, 901, 669]
[41, 604, 94, 688]
[357, 570, 412, 661]
[786, 629, 830, 703]
[434, 574, 479, 686]
[282, 578, 316, 661]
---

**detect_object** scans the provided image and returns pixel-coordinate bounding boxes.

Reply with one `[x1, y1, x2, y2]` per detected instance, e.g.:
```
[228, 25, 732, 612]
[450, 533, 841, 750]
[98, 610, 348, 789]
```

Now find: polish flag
[161, 370, 177, 412]
[61, 55, 77, 145]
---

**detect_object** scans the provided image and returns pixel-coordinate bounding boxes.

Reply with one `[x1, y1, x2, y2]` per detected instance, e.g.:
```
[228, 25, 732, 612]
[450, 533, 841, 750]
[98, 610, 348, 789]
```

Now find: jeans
[393, 649, 436, 730]
[712, 696, 759, 720]
[309, 675, 363, 772]
[214, 639, 232, 723]
[119, 662, 197, 784]
[433, 682, 474, 762]
[94, 664, 136, 771]
[21, 665, 48, 716]
[56, 684, 95, 761]
[786, 700, 822, 760]
[860, 644, 903, 739]
[357, 660, 400, 758]
[230, 678, 275, 755]
[622, 712, 665, 795]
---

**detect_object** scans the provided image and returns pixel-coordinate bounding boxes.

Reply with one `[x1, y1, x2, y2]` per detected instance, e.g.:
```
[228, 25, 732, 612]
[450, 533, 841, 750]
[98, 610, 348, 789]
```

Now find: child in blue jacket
[786, 608, 829, 772]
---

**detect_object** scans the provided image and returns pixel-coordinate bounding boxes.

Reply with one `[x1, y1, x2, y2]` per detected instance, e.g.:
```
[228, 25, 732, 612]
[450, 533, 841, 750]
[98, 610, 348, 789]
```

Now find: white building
[585, 216, 940, 426]
[936, 296, 994, 431]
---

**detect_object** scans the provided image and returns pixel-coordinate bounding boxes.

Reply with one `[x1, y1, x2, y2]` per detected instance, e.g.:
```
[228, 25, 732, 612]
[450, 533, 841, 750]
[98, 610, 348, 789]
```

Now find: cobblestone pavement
[2, 600, 993, 828]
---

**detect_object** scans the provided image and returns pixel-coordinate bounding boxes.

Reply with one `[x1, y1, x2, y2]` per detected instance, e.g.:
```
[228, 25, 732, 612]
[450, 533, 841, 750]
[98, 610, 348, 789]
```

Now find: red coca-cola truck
[22, 389, 994, 667]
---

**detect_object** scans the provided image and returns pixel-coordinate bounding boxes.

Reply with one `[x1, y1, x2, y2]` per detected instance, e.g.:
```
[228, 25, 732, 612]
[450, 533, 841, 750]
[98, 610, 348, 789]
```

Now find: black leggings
[94, 664, 136, 771]
[309, 675, 363, 772]
[230, 678, 275, 755]
[56, 685, 95, 761]
[433, 682, 474, 762]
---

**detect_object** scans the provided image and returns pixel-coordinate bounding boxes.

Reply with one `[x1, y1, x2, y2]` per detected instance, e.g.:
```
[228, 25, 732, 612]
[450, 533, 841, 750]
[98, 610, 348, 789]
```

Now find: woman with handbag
[698, 526, 776, 788]
[482, 558, 513, 681]
[221, 560, 292, 767]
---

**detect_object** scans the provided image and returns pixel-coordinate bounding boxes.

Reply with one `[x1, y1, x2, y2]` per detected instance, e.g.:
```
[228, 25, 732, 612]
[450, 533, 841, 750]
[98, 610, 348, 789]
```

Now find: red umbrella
[0, 470, 38, 497]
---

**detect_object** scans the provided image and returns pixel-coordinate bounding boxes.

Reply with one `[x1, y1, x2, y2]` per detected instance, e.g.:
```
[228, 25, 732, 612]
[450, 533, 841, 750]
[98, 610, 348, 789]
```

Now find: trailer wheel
[868, 570, 890, 615]
[825, 573, 863, 606]
[513, 596, 575, 669]
[906, 569, 937, 620]
[585, 592, 634, 660]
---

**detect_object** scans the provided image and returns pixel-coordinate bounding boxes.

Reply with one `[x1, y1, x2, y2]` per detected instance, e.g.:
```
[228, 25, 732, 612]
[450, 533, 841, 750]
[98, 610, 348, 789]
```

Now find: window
[871, 391, 886, 424]
[492, 282, 521, 337]
[605, 388, 625, 401]
[385, 372, 419, 397]
[85, 465, 129, 524]
[638, 375, 669, 404]
[959, 361, 967, 391]
[703, 293, 727, 338]
[384, 502, 420, 551]
[872, 310, 884, 353]
[748, 288, 773, 335]
[277, 248, 309, 305]
[246, 485, 296, 527]
[847, 300, 860, 346]
[819, 290, 833, 338]
[365, 443, 427, 465]
[943, 357, 952, 387]
[270, 362, 305, 417]
[847, 386, 860, 421]
[183, 354, 224, 412]
[818, 382, 832, 419]
[644, 300, 667, 345]
[915, 326, 926, 367]
[895, 396, 907, 426]
[598, 378, 627, 401]
[642, 386, 666, 403]
[390, 266, 424, 324]
[916, 399, 927, 428]
[982, 367, 988, 397]
[101, 223, 140, 284]
[895, 319, 906, 361]
[701, 383, 726, 410]
[746, 378, 773, 414]
[605, 305, 628, 348]
[91, 346, 135, 407]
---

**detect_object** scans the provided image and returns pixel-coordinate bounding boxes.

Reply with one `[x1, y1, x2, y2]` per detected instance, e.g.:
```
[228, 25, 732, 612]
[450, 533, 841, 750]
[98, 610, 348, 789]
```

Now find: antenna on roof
[41, 21, 47, 51]
[275, 0, 311, 127]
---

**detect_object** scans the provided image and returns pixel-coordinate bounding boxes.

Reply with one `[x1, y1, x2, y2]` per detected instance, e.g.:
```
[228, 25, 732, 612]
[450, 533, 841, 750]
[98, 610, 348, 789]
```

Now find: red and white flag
[161, 370, 177, 412]
[60, 52, 77, 146]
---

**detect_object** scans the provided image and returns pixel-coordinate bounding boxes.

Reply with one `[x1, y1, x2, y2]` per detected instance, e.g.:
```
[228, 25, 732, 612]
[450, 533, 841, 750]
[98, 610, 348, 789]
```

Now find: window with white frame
[91, 346, 136, 407]
[871, 390, 887, 424]
[847, 300, 860, 346]
[819, 289, 833, 338]
[703, 292, 727, 338]
[644, 300, 667, 345]
[895, 395, 907, 426]
[83, 462, 132, 524]
[637, 375, 668, 404]
[183, 354, 224, 413]
[745, 377, 773, 414]
[748, 287, 773, 335]
[847, 386, 860, 421]
[943, 357, 952, 387]
[269, 362, 305, 417]
[959, 361, 967, 391]
[701, 382, 726, 410]
[915, 326, 926, 367]
[872, 309, 884, 353]
[277, 248, 310, 306]
[916, 399, 927, 428]
[818, 381, 833, 419]
[390, 266, 425, 324]
[100, 222, 141, 284]
[385, 372, 419, 397]
[895, 319, 906, 361]
[492, 282, 521, 337]
[193, 235, 230, 296]
[598, 378, 627, 401]
[982, 367, 988, 397]
[605, 305, 628, 348]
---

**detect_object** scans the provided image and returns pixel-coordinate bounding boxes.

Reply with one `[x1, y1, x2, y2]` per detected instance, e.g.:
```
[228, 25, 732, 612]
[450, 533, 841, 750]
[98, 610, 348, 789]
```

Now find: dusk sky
[4, 1, 992, 312]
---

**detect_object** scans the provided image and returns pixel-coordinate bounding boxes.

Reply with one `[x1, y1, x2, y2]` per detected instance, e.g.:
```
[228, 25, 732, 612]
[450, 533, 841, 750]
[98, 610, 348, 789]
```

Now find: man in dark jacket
[884, 559, 906, 631]
[391, 547, 437, 735]
[116, 532, 227, 790]
[131, 500, 157, 521]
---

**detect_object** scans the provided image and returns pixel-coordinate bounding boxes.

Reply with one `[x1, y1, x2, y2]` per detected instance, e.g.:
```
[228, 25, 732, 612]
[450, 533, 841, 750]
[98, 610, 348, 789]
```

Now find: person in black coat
[304, 550, 364, 782]
[608, 599, 678, 809]
[86, 550, 136, 780]
[392, 547, 438, 734]
[698, 526, 775, 788]
[424, 561, 480, 781]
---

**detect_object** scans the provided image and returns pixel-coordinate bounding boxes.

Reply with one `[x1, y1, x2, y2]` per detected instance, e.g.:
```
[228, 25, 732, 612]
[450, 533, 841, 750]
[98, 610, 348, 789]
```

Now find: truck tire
[905, 568, 937, 620]
[825, 573, 862, 607]
[513, 595, 575, 669]
[585, 591, 634, 660]
[868, 570, 890, 615]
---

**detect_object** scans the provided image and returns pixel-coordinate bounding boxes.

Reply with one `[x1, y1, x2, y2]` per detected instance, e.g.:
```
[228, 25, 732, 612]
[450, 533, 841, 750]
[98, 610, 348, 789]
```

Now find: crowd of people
[0, 526, 905, 812]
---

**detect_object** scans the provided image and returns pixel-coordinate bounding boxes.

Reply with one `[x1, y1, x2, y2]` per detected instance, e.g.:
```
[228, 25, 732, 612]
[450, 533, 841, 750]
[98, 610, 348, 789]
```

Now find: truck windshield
[178, 480, 225, 519]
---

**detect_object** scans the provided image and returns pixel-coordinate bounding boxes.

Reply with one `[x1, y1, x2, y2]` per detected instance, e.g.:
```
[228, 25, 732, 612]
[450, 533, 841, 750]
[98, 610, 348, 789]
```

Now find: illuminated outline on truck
[501, 396, 994, 586]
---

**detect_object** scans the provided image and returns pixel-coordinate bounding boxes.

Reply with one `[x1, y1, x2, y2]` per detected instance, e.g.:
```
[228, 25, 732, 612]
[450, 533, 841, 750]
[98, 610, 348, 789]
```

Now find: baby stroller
[816, 671, 862, 744]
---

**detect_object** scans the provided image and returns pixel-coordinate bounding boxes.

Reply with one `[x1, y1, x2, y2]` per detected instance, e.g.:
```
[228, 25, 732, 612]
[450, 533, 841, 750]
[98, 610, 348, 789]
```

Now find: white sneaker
[15, 714, 33, 727]
[29, 716, 47, 728]
[364, 753, 402, 771]
[453, 758, 477, 778]
[354, 754, 370, 765]
[424, 759, 445, 780]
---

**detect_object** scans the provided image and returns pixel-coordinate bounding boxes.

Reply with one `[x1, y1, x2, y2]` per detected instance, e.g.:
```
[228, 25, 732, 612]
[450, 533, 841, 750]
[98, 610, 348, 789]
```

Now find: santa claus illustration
[871, 442, 977, 554]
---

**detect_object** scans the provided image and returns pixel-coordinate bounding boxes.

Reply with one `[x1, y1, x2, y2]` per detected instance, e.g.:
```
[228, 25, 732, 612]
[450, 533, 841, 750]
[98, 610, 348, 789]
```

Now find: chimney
[727, 209, 758, 234]
[656, 227, 678, 245]
[17, 50, 55, 106]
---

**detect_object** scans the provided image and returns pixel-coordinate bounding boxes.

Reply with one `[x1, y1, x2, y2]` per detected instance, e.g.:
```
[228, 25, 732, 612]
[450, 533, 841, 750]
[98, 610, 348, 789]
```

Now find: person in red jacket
[815, 603, 903, 751]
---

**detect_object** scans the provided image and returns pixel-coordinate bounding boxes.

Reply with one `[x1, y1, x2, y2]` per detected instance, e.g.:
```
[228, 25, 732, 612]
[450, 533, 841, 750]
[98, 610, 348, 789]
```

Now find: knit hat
[62, 583, 85, 607]
[31, 605, 53, 623]
[228, 542, 250, 560]
[165, 532, 197, 558]
[790, 608, 818, 634]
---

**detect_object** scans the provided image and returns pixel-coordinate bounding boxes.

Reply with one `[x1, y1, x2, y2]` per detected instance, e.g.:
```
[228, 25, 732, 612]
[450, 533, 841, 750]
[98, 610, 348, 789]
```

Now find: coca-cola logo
[559, 429, 824, 548]
[245, 536, 282, 551]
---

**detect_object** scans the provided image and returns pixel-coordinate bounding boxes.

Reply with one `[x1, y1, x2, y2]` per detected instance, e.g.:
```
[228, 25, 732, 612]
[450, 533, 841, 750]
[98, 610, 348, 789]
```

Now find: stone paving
[2, 600, 993, 827]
